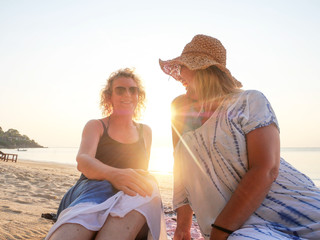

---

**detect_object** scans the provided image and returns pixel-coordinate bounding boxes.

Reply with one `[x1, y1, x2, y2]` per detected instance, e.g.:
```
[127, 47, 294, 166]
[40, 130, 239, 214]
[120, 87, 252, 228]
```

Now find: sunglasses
[114, 86, 139, 96]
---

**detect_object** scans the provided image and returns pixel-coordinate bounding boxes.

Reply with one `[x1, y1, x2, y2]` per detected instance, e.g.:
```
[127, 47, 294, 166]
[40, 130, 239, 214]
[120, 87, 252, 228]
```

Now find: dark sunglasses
[114, 86, 139, 96]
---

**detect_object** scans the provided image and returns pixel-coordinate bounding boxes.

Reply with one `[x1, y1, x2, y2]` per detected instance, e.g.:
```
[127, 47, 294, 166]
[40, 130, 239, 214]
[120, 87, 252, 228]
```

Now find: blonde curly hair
[100, 68, 146, 120]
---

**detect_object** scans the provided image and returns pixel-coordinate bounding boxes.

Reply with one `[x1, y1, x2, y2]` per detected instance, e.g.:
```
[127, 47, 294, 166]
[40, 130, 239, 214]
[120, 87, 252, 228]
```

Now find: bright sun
[143, 101, 174, 174]
[141, 75, 186, 174]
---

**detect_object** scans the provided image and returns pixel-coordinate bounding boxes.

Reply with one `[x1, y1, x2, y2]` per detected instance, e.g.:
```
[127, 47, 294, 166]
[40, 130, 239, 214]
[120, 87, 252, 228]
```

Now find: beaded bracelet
[211, 224, 234, 234]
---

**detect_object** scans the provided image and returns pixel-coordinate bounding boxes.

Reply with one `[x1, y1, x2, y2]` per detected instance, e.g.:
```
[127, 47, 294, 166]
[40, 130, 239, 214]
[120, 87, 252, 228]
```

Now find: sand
[0, 160, 203, 240]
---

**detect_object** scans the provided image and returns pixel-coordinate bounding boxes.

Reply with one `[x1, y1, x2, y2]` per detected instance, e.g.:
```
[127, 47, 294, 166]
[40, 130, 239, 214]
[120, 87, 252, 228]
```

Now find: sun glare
[149, 146, 174, 174]
[143, 102, 174, 174]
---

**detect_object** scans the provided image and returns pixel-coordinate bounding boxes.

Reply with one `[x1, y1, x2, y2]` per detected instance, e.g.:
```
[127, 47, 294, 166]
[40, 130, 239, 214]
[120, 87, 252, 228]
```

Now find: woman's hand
[173, 204, 193, 240]
[110, 168, 154, 197]
[173, 227, 191, 240]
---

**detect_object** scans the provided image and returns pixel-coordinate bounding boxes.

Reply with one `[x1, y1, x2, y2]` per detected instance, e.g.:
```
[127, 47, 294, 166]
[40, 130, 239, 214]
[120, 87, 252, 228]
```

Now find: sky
[1, 0, 320, 151]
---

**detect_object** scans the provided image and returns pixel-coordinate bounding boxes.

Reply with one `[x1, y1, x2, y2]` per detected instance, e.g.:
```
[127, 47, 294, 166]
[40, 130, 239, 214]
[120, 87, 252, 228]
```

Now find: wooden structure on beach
[0, 151, 18, 162]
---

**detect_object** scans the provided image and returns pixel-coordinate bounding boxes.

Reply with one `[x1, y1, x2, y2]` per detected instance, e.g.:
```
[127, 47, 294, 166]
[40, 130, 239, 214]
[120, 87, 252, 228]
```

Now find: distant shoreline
[281, 147, 320, 151]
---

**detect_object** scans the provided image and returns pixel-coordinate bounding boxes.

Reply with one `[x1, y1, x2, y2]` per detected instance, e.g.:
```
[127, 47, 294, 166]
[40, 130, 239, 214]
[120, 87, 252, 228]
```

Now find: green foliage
[0, 126, 43, 149]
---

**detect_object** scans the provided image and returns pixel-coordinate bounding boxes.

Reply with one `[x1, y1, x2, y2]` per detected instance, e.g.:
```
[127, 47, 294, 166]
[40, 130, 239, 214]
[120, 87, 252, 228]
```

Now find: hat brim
[159, 53, 242, 87]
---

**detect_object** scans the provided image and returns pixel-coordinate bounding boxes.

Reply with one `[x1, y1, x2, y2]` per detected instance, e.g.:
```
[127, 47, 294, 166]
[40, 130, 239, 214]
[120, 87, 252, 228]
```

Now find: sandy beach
[0, 160, 203, 240]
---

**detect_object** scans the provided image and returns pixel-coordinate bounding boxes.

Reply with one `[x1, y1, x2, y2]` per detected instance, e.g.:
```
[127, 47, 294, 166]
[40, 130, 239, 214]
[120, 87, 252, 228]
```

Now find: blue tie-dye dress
[173, 90, 320, 239]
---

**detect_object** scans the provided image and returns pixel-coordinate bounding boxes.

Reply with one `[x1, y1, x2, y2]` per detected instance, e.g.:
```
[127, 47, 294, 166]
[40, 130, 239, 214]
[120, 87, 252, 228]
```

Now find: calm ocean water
[1, 147, 320, 186]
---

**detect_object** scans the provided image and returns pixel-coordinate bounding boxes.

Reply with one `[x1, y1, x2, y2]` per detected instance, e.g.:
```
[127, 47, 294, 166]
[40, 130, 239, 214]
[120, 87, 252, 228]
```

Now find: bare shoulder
[84, 119, 102, 129]
[82, 119, 104, 136]
[171, 94, 188, 107]
[142, 124, 152, 137]
[171, 94, 196, 111]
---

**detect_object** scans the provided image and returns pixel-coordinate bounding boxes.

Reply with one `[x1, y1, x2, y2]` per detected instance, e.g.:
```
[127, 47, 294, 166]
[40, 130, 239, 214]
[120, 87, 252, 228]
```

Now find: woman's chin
[113, 109, 135, 116]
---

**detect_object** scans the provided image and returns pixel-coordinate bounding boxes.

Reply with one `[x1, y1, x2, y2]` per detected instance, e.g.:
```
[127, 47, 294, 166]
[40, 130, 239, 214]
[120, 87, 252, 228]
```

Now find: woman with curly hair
[46, 68, 166, 240]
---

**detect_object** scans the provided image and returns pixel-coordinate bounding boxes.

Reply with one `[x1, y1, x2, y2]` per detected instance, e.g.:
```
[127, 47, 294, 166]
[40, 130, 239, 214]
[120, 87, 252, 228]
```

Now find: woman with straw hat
[159, 34, 320, 239]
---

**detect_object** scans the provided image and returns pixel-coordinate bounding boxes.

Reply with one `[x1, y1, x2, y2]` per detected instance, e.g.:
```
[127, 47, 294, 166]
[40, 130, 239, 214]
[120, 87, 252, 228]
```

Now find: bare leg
[48, 223, 96, 240]
[95, 210, 147, 240]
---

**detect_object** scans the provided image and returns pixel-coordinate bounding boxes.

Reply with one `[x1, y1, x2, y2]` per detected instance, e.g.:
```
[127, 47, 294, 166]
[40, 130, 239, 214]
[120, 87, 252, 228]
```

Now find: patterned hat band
[181, 51, 222, 64]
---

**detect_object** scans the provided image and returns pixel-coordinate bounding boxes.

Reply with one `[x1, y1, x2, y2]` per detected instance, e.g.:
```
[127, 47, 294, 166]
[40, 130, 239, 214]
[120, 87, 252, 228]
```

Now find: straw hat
[159, 34, 242, 87]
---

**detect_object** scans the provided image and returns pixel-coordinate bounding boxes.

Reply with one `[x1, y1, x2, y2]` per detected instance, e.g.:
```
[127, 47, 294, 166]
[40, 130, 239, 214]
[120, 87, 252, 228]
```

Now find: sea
[1, 147, 320, 187]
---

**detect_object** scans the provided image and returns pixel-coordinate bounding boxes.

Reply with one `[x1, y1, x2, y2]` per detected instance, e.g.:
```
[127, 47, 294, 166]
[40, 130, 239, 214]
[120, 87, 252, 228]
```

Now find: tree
[6, 129, 20, 137]
[0, 126, 43, 148]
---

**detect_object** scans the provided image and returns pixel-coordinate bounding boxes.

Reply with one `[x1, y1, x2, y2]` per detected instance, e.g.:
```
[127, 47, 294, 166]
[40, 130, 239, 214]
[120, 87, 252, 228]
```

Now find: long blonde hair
[194, 65, 242, 111]
[100, 68, 146, 120]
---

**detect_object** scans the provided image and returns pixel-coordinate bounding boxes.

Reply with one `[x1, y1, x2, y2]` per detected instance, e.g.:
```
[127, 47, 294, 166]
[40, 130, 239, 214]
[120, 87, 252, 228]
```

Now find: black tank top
[95, 119, 149, 170]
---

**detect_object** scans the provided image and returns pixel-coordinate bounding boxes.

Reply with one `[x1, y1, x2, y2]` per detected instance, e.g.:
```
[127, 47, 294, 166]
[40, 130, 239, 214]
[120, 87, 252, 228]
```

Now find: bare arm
[171, 98, 183, 148]
[174, 204, 193, 240]
[210, 124, 280, 239]
[76, 120, 153, 197]
[171, 96, 194, 239]
[171, 95, 193, 148]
